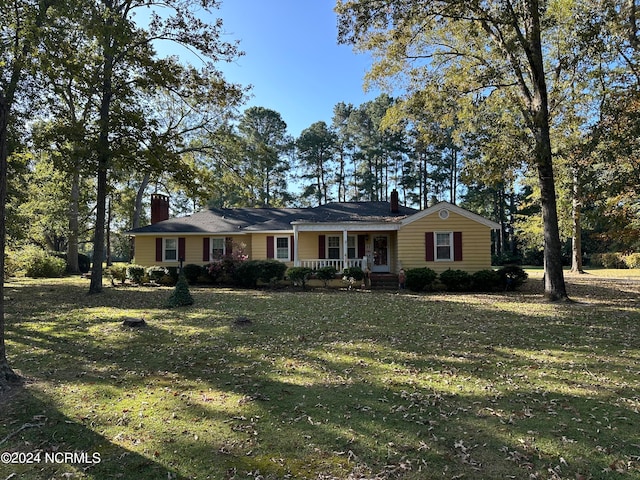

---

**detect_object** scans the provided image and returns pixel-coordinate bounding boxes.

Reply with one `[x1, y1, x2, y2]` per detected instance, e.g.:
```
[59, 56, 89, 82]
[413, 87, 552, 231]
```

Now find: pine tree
[166, 272, 194, 308]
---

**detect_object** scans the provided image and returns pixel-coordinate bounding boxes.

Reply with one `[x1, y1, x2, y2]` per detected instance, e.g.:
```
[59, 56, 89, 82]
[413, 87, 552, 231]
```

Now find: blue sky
[212, 0, 380, 138]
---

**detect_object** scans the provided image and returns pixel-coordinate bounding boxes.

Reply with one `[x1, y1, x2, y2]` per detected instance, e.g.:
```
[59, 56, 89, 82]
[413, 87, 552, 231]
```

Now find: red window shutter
[318, 235, 326, 259]
[178, 237, 186, 261]
[225, 237, 233, 257]
[357, 235, 366, 258]
[454, 232, 463, 261]
[266, 236, 274, 259]
[203, 238, 210, 262]
[290, 235, 295, 261]
[155, 238, 163, 262]
[425, 232, 434, 261]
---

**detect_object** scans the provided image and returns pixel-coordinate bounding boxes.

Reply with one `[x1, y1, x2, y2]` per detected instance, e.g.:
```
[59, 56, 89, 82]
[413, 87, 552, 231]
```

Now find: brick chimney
[390, 189, 399, 213]
[151, 194, 169, 224]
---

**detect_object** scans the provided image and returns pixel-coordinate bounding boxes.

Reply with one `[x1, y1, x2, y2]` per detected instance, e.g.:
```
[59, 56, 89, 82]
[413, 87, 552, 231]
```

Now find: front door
[372, 235, 390, 272]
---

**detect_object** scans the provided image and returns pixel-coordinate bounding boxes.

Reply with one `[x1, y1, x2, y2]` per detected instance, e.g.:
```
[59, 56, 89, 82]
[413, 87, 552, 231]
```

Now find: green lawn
[1, 270, 639, 479]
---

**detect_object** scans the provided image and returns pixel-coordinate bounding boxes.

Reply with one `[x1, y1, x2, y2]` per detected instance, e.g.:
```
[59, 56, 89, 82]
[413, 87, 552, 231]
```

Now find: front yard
[1, 271, 639, 479]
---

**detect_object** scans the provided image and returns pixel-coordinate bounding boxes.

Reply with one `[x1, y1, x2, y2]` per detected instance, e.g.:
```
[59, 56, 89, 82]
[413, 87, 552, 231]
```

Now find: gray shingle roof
[129, 202, 418, 235]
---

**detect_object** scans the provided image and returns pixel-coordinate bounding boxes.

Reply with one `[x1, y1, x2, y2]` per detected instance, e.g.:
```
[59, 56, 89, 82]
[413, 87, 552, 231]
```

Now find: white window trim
[347, 235, 357, 259]
[163, 237, 178, 262]
[326, 235, 358, 259]
[435, 232, 454, 262]
[275, 236, 290, 262]
[210, 237, 226, 260]
[327, 235, 341, 260]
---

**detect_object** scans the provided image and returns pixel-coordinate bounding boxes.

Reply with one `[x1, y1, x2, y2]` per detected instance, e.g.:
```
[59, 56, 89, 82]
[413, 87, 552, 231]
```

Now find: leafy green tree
[73, 0, 241, 294]
[237, 107, 292, 207]
[332, 102, 356, 202]
[297, 121, 337, 205]
[337, 0, 569, 300]
[349, 95, 407, 202]
[1, 0, 56, 388]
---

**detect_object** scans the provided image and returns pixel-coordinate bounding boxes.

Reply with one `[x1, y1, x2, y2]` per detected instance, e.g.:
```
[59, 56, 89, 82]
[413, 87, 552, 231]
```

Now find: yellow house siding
[398, 211, 493, 273]
[132, 236, 157, 266]
[133, 235, 250, 267]
[251, 233, 294, 267]
[297, 232, 320, 260]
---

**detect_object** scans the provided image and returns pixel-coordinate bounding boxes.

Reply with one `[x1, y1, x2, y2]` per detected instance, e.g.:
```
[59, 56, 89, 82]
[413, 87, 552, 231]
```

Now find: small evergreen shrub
[287, 267, 313, 289]
[498, 265, 528, 290]
[316, 266, 338, 287]
[126, 264, 145, 284]
[107, 265, 127, 285]
[471, 269, 501, 292]
[439, 269, 473, 292]
[342, 266, 365, 281]
[166, 272, 194, 308]
[183, 264, 204, 284]
[405, 267, 437, 292]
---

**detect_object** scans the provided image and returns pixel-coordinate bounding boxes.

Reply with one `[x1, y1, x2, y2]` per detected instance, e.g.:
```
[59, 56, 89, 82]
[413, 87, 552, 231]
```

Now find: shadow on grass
[0, 385, 188, 479]
[2, 276, 640, 478]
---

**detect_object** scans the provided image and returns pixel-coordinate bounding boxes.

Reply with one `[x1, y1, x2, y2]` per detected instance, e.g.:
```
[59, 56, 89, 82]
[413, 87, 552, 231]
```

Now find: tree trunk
[133, 172, 150, 229]
[509, 191, 517, 254]
[0, 96, 20, 388]
[67, 165, 81, 274]
[527, 0, 568, 301]
[106, 196, 112, 267]
[571, 165, 584, 273]
[89, 43, 114, 294]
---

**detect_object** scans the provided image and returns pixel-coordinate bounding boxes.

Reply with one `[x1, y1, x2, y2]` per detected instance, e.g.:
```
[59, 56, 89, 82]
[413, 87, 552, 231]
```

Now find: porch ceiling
[292, 222, 401, 232]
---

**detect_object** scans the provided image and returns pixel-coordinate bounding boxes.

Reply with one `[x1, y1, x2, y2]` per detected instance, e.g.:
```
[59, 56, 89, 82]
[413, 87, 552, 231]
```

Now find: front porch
[291, 222, 400, 274]
[297, 257, 368, 273]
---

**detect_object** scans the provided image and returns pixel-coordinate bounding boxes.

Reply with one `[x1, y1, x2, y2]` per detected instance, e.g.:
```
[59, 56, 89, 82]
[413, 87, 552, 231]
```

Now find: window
[347, 236, 357, 259]
[211, 237, 225, 259]
[327, 236, 341, 259]
[276, 236, 289, 260]
[436, 232, 453, 261]
[164, 238, 178, 261]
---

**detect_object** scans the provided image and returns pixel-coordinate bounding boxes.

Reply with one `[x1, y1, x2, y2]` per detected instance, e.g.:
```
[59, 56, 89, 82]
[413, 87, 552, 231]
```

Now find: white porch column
[293, 225, 300, 267]
[342, 229, 348, 271]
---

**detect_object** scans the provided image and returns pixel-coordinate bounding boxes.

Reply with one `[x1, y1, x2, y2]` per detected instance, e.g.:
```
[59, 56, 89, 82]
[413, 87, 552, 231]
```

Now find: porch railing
[297, 257, 367, 273]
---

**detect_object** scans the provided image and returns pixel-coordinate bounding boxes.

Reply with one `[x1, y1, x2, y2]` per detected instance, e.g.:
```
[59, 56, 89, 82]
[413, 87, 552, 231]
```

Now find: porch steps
[369, 273, 399, 290]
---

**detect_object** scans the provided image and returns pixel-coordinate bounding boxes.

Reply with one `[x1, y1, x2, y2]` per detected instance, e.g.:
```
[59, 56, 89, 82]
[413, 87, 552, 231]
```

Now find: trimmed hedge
[126, 264, 145, 284]
[286, 267, 313, 289]
[316, 266, 338, 287]
[405, 267, 437, 292]
[471, 269, 501, 292]
[234, 260, 287, 288]
[404, 266, 526, 293]
[439, 269, 473, 292]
